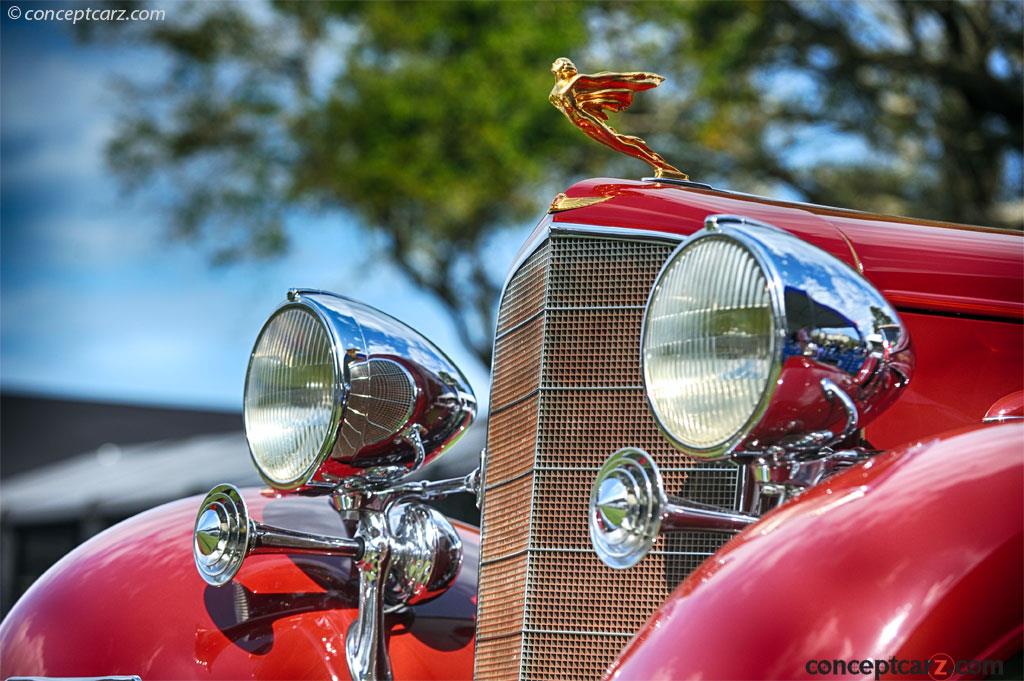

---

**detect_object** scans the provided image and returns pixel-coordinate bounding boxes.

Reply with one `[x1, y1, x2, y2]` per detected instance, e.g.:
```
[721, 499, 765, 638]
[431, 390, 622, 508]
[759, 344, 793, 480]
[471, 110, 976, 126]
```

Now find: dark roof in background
[1, 392, 241, 478]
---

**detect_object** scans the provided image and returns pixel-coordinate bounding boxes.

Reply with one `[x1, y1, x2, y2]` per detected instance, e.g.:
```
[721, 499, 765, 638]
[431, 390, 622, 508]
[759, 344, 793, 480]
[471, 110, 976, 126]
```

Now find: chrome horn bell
[589, 448, 756, 569]
[193, 484, 363, 586]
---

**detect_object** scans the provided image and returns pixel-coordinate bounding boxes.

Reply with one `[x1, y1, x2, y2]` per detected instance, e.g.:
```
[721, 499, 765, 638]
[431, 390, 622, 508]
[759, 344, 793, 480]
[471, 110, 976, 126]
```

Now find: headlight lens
[244, 306, 338, 487]
[643, 235, 776, 456]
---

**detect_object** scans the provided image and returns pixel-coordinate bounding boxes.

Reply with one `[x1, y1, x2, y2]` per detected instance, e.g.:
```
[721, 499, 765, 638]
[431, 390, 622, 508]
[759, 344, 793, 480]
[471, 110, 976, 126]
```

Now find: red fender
[607, 422, 1024, 680]
[0, 489, 477, 680]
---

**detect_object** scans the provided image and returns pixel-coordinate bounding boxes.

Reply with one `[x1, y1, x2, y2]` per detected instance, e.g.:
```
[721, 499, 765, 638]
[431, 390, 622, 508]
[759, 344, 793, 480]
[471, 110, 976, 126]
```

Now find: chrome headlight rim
[641, 216, 788, 460]
[242, 298, 349, 491]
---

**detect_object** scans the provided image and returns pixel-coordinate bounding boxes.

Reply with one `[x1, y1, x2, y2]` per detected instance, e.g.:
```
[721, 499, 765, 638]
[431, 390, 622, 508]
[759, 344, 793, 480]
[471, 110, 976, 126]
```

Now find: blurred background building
[1, 392, 239, 613]
[1, 0, 1019, 616]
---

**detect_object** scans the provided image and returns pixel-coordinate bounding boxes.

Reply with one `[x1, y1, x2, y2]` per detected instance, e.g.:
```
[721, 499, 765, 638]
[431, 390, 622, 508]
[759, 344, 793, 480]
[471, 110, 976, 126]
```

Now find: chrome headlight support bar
[587, 441, 874, 570]
[193, 457, 482, 681]
[735, 377, 869, 513]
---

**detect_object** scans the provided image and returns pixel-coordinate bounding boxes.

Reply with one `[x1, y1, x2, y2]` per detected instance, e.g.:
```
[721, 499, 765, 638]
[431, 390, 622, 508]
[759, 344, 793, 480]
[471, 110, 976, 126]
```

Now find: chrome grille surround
[476, 222, 741, 681]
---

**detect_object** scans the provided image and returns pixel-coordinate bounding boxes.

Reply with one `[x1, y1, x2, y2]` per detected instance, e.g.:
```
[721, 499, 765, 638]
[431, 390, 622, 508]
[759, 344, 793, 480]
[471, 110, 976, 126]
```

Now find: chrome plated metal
[332, 463, 482, 512]
[549, 221, 688, 243]
[386, 502, 463, 606]
[243, 289, 476, 491]
[360, 424, 428, 485]
[589, 448, 755, 569]
[193, 484, 362, 586]
[983, 414, 1024, 423]
[347, 509, 392, 681]
[776, 379, 860, 452]
[640, 176, 713, 190]
[333, 473, 472, 680]
[499, 215, 686, 301]
[740, 447, 870, 513]
[194, 466, 476, 681]
[198, 289, 479, 680]
[641, 213, 913, 460]
[589, 448, 664, 569]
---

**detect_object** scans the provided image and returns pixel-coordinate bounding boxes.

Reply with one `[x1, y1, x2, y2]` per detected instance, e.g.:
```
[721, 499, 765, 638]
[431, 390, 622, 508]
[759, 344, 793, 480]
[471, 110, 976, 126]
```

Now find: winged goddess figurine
[549, 57, 688, 180]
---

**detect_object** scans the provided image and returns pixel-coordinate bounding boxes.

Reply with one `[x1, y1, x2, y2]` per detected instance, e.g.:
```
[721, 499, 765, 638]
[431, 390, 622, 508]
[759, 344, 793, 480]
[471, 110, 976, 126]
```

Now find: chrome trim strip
[497, 216, 684, 301]
[480, 548, 530, 565]
[480, 545, 716, 565]
[522, 627, 634, 638]
[476, 631, 523, 642]
[497, 214, 555, 297]
[982, 415, 1024, 423]
[542, 385, 645, 391]
[528, 547, 715, 557]
[495, 304, 649, 341]
[491, 383, 652, 415]
[547, 304, 647, 311]
[535, 465, 735, 473]
[548, 221, 686, 243]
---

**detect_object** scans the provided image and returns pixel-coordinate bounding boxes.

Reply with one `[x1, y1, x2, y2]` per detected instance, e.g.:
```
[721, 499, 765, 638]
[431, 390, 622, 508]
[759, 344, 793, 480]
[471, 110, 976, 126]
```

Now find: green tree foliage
[94, 0, 1022, 367]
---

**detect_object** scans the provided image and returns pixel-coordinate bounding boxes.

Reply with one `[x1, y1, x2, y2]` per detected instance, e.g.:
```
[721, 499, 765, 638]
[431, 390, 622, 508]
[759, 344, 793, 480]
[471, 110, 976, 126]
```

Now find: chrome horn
[193, 484, 363, 585]
[588, 448, 756, 569]
[193, 463, 481, 681]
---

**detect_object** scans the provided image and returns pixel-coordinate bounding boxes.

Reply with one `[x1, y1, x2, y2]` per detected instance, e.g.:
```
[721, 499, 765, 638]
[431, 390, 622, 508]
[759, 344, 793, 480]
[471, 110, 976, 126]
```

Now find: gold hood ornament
[548, 57, 688, 180]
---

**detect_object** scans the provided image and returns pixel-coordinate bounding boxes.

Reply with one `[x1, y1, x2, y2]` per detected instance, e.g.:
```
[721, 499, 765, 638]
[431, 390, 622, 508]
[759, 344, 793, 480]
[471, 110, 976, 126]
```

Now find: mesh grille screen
[476, 233, 740, 681]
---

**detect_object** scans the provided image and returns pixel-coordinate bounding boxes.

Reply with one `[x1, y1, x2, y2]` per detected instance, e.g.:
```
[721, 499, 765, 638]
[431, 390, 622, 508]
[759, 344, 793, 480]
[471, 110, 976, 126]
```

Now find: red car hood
[553, 178, 1023, 321]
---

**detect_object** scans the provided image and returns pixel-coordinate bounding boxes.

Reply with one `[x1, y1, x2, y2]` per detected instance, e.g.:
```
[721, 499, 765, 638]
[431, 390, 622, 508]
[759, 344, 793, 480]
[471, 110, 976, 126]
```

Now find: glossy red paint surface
[826, 214, 1023, 321]
[607, 422, 1024, 681]
[4, 179, 1020, 681]
[866, 313, 1024, 449]
[0, 489, 477, 680]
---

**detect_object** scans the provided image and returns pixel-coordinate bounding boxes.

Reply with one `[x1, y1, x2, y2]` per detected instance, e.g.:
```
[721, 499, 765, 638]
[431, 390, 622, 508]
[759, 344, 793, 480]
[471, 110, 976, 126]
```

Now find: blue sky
[1, 14, 508, 411]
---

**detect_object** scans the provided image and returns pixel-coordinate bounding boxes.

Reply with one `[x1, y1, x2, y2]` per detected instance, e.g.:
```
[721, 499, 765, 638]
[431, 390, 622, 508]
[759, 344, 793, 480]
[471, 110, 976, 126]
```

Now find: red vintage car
[2, 60, 1022, 681]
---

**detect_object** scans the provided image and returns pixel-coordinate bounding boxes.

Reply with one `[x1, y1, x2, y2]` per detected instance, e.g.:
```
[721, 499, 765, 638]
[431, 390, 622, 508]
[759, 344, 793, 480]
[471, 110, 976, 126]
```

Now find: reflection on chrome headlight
[642, 214, 913, 459]
[243, 289, 476, 490]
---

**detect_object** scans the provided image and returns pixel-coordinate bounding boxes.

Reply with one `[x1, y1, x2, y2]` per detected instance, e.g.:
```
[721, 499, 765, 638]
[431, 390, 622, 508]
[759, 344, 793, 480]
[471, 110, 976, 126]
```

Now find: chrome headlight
[244, 289, 476, 490]
[642, 215, 912, 459]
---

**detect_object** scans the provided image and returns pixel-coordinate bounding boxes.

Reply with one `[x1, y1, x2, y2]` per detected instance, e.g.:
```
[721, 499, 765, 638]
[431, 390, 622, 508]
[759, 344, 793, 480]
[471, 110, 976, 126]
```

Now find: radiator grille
[476, 232, 740, 681]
